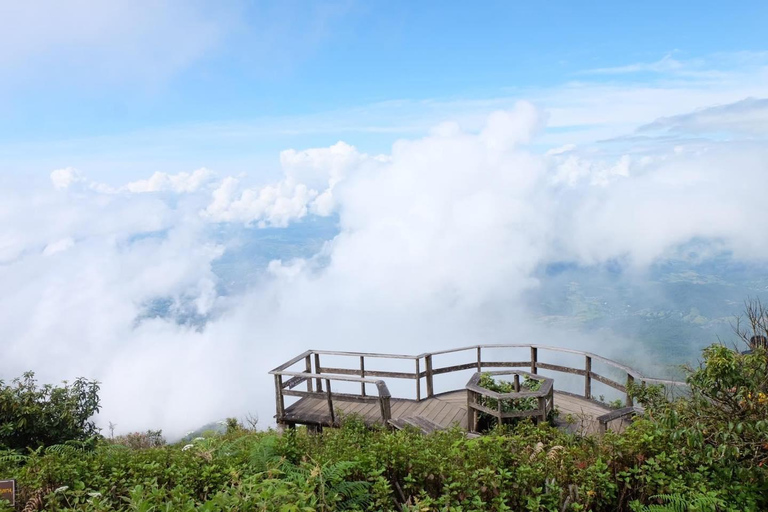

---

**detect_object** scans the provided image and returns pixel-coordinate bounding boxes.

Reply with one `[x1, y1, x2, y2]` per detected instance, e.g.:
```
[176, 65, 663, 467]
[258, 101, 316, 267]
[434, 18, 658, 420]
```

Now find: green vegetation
[1, 341, 768, 509]
[0, 372, 100, 451]
[477, 373, 542, 413]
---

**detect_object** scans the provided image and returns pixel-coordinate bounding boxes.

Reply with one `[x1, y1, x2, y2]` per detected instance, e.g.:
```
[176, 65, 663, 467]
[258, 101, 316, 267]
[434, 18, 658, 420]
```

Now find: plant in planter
[472, 372, 554, 431]
[477, 373, 542, 413]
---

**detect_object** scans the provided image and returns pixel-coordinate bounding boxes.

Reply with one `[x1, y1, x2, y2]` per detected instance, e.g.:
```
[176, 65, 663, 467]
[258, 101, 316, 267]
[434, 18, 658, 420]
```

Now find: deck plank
[444, 407, 467, 428]
[419, 400, 448, 423]
[434, 402, 462, 427]
[282, 391, 615, 433]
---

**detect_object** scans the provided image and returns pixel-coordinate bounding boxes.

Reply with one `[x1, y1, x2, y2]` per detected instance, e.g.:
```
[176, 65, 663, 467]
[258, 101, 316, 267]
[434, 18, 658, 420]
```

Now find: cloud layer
[1, 97, 767, 437]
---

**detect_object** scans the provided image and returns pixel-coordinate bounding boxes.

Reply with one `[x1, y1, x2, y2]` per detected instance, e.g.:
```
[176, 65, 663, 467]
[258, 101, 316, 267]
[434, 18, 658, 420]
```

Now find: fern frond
[638, 492, 721, 512]
[0, 449, 27, 464]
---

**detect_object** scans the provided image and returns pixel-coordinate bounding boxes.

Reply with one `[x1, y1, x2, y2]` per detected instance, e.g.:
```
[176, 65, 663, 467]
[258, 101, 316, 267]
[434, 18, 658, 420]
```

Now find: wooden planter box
[466, 370, 554, 432]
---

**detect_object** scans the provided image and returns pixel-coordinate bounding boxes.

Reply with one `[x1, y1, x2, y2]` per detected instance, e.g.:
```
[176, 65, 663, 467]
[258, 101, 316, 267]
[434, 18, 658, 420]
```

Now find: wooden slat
[596, 406, 642, 424]
[314, 353, 322, 392]
[360, 356, 366, 397]
[435, 391, 467, 405]
[271, 350, 313, 372]
[406, 416, 443, 434]
[431, 362, 478, 375]
[317, 366, 417, 380]
[390, 400, 411, 418]
[465, 383, 548, 399]
[275, 374, 285, 421]
[590, 372, 626, 392]
[282, 389, 379, 403]
[434, 403, 461, 426]
[420, 400, 449, 423]
[425, 355, 434, 397]
[467, 401, 501, 416]
[310, 349, 416, 360]
[480, 361, 529, 368]
[343, 400, 365, 415]
[283, 375, 307, 389]
[536, 362, 586, 376]
[412, 398, 435, 418]
[500, 408, 542, 418]
[447, 407, 467, 427]
[415, 359, 421, 401]
[388, 418, 409, 430]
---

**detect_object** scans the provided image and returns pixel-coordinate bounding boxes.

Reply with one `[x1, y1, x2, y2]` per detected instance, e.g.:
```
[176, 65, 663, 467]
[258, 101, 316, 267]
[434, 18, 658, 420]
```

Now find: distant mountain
[526, 251, 768, 364]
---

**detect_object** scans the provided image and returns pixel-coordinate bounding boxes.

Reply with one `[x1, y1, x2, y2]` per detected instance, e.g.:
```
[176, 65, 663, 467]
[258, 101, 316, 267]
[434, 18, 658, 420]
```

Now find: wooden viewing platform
[270, 344, 686, 436]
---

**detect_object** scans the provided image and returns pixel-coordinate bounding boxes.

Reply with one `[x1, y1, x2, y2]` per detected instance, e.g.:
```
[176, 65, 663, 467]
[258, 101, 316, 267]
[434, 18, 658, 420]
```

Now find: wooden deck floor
[282, 390, 621, 435]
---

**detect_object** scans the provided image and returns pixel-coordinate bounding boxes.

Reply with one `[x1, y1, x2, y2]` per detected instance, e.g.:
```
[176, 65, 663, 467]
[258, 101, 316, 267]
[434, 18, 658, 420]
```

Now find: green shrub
[0, 372, 100, 451]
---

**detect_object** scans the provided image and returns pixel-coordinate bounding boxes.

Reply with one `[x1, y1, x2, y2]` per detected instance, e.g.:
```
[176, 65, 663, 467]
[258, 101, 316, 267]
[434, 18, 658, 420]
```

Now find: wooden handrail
[271, 344, 686, 426]
[271, 350, 314, 372]
[271, 370, 392, 426]
[272, 344, 685, 384]
[271, 371, 391, 396]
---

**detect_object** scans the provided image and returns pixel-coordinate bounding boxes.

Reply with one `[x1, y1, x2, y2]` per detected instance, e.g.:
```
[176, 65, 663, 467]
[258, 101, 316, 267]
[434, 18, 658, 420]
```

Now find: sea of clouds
[2, 100, 768, 438]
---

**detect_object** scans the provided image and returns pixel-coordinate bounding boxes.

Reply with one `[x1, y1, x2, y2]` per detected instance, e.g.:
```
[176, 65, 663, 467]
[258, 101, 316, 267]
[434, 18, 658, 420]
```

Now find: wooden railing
[269, 344, 686, 426]
[272, 365, 392, 426]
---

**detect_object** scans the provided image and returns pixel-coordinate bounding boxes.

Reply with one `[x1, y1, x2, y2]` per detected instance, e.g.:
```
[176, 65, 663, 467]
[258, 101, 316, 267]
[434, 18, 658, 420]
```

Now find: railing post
[467, 391, 478, 432]
[476, 347, 482, 371]
[360, 356, 366, 397]
[326, 379, 335, 425]
[538, 396, 546, 423]
[274, 374, 285, 424]
[314, 353, 322, 392]
[584, 356, 592, 399]
[514, 374, 520, 392]
[379, 395, 391, 423]
[425, 354, 434, 397]
[305, 355, 313, 393]
[626, 374, 635, 407]
[415, 359, 421, 401]
[530, 347, 538, 374]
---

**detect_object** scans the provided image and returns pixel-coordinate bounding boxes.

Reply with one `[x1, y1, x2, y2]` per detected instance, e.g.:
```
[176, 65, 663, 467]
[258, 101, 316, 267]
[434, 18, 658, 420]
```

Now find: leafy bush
[0, 372, 100, 451]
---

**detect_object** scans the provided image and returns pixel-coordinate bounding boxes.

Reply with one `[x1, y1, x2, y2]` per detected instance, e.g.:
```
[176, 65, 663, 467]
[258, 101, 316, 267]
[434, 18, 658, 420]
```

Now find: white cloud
[3, 93, 768, 439]
[203, 176, 317, 227]
[124, 169, 216, 194]
[49, 168, 216, 195]
[581, 54, 687, 75]
[203, 142, 385, 226]
[638, 97, 768, 136]
[42, 238, 75, 256]
[50, 167, 86, 190]
[559, 145, 768, 266]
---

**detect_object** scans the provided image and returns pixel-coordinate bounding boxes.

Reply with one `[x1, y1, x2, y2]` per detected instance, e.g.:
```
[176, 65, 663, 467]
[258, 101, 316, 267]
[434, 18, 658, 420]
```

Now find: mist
[1, 99, 767, 439]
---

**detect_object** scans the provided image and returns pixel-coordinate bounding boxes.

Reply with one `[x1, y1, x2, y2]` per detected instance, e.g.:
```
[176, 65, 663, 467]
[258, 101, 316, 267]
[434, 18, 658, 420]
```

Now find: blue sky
[2, 0, 767, 183]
